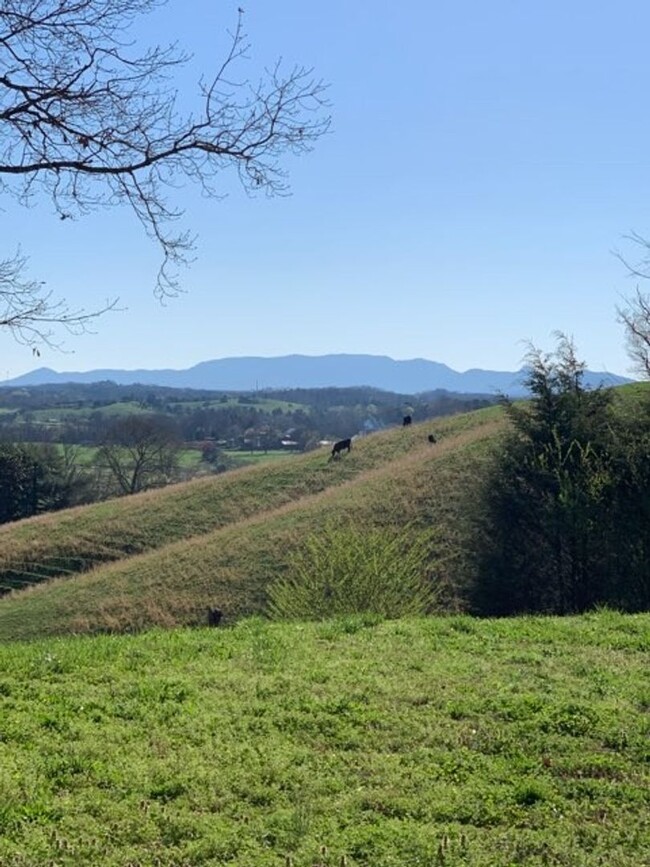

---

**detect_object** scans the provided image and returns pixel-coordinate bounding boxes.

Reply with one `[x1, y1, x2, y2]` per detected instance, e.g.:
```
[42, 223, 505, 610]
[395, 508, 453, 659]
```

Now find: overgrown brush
[267, 522, 438, 620]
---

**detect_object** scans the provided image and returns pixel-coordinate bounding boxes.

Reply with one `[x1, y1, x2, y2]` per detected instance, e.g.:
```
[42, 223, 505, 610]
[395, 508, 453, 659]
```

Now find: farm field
[9, 396, 308, 423]
[16, 443, 292, 470]
[0, 612, 647, 866]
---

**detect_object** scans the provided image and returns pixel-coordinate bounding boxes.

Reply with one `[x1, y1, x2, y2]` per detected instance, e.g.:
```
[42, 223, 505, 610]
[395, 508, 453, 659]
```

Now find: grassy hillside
[0, 613, 648, 866]
[0, 409, 504, 640]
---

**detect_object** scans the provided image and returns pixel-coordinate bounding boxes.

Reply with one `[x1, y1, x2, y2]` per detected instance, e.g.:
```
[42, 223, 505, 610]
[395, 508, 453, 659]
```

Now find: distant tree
[469, 334, 650, 615]
[60, 443, 95, 505]
[96, 415, 181, 495]
[200, 441, 234, 474]
[0, 444, 35, 522]
[200, 441, 220, 464]
[0, 2, 329, 347]
[0, 443, 73, 522]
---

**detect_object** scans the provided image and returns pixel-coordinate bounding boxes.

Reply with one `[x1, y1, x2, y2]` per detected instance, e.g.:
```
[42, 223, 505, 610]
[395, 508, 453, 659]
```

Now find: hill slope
[0, 409, 504, 640]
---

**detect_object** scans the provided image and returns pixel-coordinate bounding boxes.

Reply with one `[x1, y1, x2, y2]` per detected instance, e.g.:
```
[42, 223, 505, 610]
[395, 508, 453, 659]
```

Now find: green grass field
[0, 393, 648, 865]
[55, 444, 204, 469]
[12, 395, 308, 423]
[0, 612, 647, 866]
[3, 442, 282, 471]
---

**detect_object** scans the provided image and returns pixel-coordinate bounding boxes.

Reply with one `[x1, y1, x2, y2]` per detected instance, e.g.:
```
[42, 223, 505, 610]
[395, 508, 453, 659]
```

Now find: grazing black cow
[207, 607, 223, 627]
[428, 434, 437, 444]
[331, 438, 352, 458]
[403, 415, 412, 426]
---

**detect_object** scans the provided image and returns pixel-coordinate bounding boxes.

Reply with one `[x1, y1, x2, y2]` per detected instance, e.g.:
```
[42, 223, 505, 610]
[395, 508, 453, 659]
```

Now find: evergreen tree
[0, 444, 72, 523]
[470, 335, 650, 614]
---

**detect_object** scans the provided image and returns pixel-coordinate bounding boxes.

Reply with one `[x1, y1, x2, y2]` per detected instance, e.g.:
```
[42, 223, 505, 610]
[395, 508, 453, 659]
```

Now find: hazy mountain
[4, 354, 631, 396]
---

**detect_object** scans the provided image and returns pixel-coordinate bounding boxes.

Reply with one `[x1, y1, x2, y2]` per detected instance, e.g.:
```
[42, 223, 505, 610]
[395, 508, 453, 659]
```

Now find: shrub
[267, 522, 437, 621]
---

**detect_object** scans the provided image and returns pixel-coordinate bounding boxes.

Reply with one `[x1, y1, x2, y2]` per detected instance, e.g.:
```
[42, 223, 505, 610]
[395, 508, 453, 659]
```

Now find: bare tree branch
[0, 249, 117, 350]
[613, 230, 650, 283]
[617, 286, 650, 379]
[614, 233, 650, 378]
[0, 1, 330, 344]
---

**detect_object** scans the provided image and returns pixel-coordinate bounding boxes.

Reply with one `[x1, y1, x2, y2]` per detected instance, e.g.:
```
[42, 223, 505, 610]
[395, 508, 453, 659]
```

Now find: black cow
[331, 438, 352, 458]
[403, 415, 412, 426]
[207, 607, 223, 627]
[428, 434, 437, 444]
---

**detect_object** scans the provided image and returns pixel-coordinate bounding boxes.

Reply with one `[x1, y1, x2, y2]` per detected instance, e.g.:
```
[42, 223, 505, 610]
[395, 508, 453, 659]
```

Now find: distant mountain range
[3, 354, 632, 396]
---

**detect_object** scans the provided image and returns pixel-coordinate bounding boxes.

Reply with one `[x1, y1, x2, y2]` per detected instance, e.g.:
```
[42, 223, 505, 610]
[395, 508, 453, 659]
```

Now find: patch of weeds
[316, 612, 384, 640]
[149, 779, 187, 803]
[513, 778, 552, 807]
[601, 727, 631, 751]
[237, 617, 287, 671]
[636, 689, 650, 712]
[489, 693, 544, 722]
[446, 700, 475, 721]
[541, 703, 599, 737]
[447, 615, 478, 634]
[436, 752, 476, 784]
[29, 650, 67, 677]
[460, 724, 520, 757]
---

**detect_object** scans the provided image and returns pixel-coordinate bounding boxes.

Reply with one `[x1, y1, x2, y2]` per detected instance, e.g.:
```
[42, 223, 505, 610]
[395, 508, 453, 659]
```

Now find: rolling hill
[0, 407, 505, 641]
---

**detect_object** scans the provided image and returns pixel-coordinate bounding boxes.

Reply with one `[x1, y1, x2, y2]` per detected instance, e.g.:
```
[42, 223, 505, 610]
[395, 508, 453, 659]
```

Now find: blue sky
[4, 0, 650, 380]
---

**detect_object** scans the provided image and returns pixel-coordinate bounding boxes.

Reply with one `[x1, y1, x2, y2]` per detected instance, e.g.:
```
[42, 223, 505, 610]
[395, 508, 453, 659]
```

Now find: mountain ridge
[3, 353, 631, 396]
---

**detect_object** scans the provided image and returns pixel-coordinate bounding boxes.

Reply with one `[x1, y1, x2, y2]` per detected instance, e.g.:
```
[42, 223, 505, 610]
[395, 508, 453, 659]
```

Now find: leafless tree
[0, 1, 329, 347]
[614, 233, 650, 378]
[96, 414, 180, 495]
[617, 287, 650, 379]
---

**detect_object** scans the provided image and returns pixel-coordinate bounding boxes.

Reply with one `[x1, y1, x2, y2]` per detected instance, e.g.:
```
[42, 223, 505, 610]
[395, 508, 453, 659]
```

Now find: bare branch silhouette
[0, 1, 329, 344]
[617, 287, 650, 378]
[0, 250, 118, 350]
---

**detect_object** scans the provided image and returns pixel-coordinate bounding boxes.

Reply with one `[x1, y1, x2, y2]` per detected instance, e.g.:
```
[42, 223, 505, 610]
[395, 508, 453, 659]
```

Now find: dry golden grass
[0, 410, 505, 640]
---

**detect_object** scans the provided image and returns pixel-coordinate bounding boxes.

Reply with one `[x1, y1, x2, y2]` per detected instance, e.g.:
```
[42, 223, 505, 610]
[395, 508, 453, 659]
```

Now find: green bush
[267, 522, 436, 621]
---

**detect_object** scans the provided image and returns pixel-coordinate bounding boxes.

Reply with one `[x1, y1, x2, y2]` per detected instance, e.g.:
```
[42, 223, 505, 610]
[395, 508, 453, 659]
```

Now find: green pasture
[224, 448, 301, 465]
[25, 401, 151, 422]
[0, 612, 647, 866]
[5, 396, 308, 423]
[164, 396, 308, 412]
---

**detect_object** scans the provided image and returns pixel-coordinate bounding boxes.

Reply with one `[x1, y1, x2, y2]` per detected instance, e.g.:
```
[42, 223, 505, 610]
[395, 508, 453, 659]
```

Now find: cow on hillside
[331, 438, 352, 459]
[403, 415, 412, 426]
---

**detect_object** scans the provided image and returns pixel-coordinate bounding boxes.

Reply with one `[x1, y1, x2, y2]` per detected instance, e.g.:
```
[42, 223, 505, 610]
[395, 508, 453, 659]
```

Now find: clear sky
[4, 0, 650, 380]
